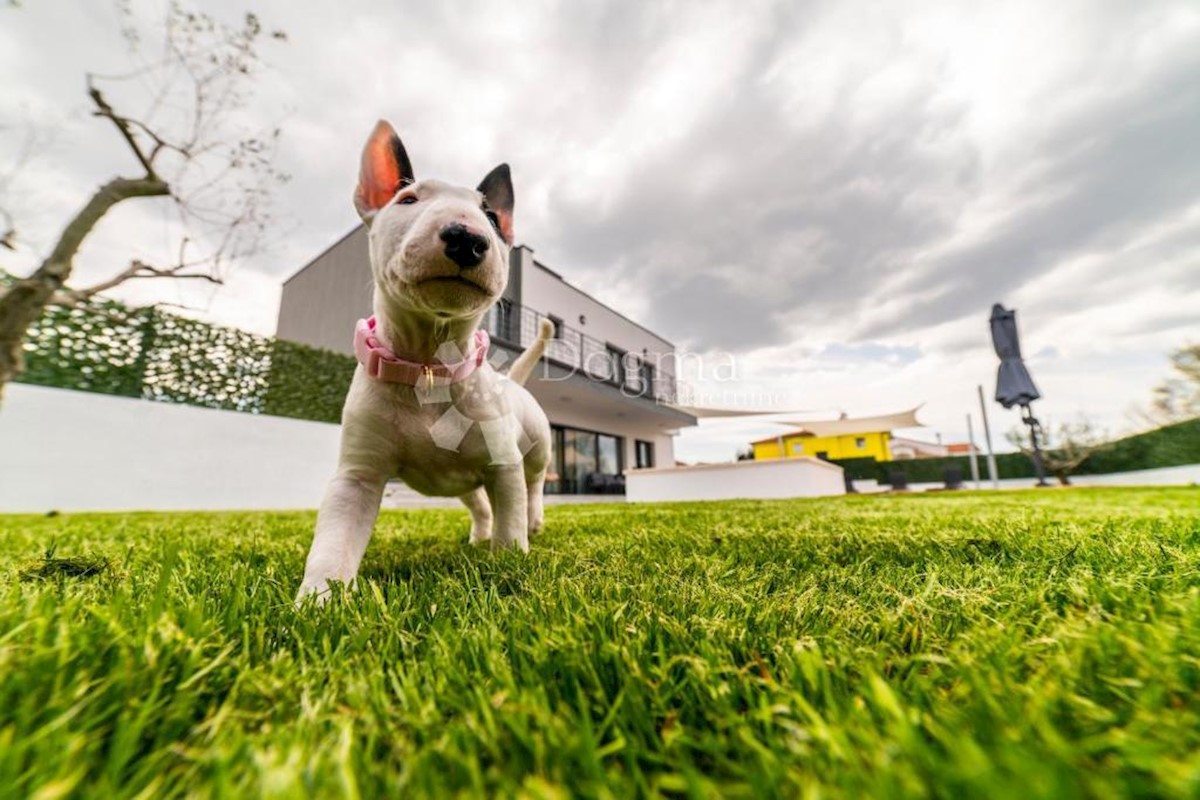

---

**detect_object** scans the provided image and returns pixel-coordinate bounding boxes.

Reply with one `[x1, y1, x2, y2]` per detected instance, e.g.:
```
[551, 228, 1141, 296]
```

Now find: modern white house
[276, 227, 698, 495]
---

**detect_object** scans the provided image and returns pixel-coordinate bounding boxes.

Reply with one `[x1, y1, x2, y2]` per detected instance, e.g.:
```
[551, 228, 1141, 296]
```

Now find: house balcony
[482, 300, 682, 406]
[481, 300, 696, 491]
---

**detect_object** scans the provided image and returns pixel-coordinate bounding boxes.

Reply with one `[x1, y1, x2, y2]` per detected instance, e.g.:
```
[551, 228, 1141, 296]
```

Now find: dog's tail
[506, 318, 554, 386]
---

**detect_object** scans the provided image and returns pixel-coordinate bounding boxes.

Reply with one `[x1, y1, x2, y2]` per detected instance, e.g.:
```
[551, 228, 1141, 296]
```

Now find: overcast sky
[3, 0, 1198, 463]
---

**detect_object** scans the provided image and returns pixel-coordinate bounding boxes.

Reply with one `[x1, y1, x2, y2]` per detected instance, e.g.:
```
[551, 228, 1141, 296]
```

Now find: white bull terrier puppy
[296, 120, 553, 602]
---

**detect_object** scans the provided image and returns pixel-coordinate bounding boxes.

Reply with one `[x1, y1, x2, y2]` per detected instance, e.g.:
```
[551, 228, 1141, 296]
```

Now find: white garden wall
[626, 457, 846, 503]
[0, 384, 340, 512]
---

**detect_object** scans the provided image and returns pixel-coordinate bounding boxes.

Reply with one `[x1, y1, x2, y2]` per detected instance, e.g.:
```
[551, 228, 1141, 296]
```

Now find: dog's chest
[376, 370, 517, 495]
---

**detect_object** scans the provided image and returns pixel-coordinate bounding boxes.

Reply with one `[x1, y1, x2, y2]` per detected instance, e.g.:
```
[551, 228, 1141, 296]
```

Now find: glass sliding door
[548, 425, 625, 495]
[597, 435, 620, 476]
[561, 428, 596, 495]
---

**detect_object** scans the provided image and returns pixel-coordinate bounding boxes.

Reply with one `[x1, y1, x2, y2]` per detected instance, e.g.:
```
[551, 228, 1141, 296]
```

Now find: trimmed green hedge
[834, 417, 1200, 484]
[12, 289, 355, 424]
[1082, 418, 1200, 475]
[263, 339, 357, 423]
[140, 308, 274, 413]
[18, 301, 152, 399]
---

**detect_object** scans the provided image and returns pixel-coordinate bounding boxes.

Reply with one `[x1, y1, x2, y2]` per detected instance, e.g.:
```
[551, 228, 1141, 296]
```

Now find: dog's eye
[484, 208, 500, 231]
[398, 195, 418, 205]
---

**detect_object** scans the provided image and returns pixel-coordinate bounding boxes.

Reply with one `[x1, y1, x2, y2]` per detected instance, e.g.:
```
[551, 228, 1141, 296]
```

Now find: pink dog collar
[353, 316, 489, 386]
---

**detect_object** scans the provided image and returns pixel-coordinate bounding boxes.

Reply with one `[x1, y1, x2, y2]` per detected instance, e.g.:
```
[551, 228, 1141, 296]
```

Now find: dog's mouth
[419, 275, 488, 292]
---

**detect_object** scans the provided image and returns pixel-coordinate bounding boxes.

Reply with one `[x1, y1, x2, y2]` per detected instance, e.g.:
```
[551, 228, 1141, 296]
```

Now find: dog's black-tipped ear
[477, 163, 514, 245]
[354, 120, 415, 222]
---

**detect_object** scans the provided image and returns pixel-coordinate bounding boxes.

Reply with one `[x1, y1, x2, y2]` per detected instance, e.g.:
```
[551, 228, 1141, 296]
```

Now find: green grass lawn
[2, 488, 1199, 798]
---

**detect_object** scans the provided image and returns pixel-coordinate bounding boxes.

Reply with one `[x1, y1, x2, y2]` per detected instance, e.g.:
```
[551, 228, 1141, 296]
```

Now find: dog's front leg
[485, 465, 529, 552]
[460, 486, 493, 545]
[296, 469, 387, 602]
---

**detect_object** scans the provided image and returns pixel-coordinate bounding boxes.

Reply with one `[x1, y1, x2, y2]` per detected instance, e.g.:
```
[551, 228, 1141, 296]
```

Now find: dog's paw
[468, 523, 492, 546]
[294, 576, 352, 608]
[294, 582, 330, 608]
[490, 532, 530, 554]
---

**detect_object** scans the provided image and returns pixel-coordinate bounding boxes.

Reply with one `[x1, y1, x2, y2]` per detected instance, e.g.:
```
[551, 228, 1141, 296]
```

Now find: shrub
[12, 286, 355, 425]
[834, 417, 1200, 483]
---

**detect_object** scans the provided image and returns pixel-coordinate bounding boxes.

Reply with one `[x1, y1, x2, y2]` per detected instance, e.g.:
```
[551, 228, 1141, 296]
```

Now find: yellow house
[750, 408, 924, 462]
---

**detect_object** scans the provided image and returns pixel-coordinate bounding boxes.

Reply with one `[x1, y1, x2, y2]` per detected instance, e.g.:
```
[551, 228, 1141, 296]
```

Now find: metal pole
[977, 384, 999, 489]
[1022, 403, 1050, 487]
[966, 413, 981, 489]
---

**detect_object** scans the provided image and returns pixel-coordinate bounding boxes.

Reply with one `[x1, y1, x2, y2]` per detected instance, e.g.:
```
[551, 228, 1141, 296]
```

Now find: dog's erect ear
[477, 163, 514, 245]
[354, 120, 415, 222]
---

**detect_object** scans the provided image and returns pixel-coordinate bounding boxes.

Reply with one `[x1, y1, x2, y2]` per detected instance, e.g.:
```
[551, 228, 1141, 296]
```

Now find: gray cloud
[525, 7, 986, 350]
[862, 50, 1200, 339]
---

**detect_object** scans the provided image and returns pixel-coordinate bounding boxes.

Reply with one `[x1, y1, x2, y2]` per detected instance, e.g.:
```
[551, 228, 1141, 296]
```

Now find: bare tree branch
[87, 80, 159, 178]
[1006, 419, 1107, 485]
[72, 258, 223, 300]
[0, 175, 171, 395]
[1149, 344, 1200, 424]
[0, 208, 14, 251]
[0, 4, 286, 403]
[43, 177, 171, 277]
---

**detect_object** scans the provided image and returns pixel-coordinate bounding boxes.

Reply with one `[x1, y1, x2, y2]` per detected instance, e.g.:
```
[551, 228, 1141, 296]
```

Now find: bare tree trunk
[0, 176, 168, 401]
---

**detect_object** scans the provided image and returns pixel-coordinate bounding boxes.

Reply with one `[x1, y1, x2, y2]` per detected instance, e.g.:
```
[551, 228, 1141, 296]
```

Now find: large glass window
[562, 428, 596, 494]
[549, 425, 625, 494]
[598, 435, 620, 476]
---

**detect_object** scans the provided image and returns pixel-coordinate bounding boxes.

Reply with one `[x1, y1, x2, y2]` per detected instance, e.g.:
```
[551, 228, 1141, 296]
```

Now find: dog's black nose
[439, 223, 489, 268]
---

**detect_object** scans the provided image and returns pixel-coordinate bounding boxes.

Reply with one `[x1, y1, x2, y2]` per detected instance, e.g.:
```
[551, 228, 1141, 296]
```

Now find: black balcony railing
[483, 300, 678, 404]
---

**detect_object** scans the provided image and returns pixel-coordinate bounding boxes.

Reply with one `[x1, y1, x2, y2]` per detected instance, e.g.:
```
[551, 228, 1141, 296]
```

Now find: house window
[605, 345, 624, 384]
[635, 440, 655, 469]
[640, 361, 656, 397]
[547, 315, 563, 338]
[791, 442, 804, 455]
[624, 354, 643, 393]
[598, 434, 621, 476]
[490, 298, 514, 342]
[856, 437, 866, 449]
[553, 424, 625, 494]
[561, 427, 597, 494]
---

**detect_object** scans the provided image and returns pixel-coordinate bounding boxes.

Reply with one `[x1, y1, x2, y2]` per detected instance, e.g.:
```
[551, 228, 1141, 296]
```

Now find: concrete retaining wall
[626, 457, 846, 503]
[0, 384, 339, 512]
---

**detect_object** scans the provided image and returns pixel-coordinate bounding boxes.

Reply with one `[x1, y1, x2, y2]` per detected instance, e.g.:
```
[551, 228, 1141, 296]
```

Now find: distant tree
[1006, 419, 1107, 486]
[736, 446, 755, 461]
[0, 5, 287, 402]
[1147, 344, 1200, 424]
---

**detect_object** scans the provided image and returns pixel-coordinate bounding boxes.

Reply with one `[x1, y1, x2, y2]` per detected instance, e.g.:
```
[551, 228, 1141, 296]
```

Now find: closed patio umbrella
[989, 304, 1048, 486]
[990, 304, 1040, 409]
